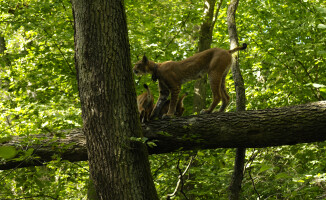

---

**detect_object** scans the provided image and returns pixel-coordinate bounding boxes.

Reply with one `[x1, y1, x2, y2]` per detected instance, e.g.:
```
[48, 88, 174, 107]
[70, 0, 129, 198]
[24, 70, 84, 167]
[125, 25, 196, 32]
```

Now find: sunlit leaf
[0, 146, 17, 159]
[317, 24, 326, 29]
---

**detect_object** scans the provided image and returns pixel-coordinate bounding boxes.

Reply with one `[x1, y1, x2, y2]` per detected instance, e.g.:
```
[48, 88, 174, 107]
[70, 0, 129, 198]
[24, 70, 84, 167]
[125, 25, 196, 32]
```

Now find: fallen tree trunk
[1, 101, 326, 170]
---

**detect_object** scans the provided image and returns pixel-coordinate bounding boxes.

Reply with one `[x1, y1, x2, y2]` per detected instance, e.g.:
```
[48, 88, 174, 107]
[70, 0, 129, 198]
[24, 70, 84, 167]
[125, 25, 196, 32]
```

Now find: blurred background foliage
[0, 0, 325, 199]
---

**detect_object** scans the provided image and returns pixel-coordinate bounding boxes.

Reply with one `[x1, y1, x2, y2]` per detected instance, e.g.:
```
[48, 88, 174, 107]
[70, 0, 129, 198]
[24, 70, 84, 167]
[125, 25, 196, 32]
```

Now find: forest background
[0, 0, 326, 199]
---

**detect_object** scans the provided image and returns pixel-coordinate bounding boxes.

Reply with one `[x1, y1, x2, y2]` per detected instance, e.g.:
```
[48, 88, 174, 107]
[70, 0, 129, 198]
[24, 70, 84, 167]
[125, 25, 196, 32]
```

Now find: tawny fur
[133, 44, 247, 118]
[137, 84, 154, 122]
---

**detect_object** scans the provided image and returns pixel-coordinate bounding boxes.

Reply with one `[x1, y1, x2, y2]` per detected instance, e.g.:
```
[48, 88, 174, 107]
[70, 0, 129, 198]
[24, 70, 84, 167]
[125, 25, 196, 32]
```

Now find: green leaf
[320, 87, 326, 93]
[147, 141, 157, 148]
[317, 51, 326, 55]
[275, 172, 291, 180]
[25, 148, 34, 157]
[259, 164, 273, 173]
[316, 7, 326, 13]
[197, 151, 205, 157]
[0, 146, 18, 159]
[317, 24, 326, 29]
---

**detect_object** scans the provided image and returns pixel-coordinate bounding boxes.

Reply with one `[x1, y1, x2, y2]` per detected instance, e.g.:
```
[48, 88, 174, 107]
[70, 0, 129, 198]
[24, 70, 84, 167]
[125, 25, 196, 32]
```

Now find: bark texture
[1, 101, 326, 170]
[227, 0, 246, 199]
[0, 34, 10, 66]
[71, 0, 158, 199]
[0, 35, 6, 53]
[228, 0, 245, 112]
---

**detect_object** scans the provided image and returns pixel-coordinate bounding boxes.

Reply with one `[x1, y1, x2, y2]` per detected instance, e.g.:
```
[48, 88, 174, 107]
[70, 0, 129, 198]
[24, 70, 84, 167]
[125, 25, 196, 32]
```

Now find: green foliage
[0, 161, 89, 199]
[239, 0, 326, 109]
[240, 145, 326, 199]
[0, 0, 80, 139]
[0, 0, 84, 199]
[0, 146, 17, 159]
[0, 0, 325, 199]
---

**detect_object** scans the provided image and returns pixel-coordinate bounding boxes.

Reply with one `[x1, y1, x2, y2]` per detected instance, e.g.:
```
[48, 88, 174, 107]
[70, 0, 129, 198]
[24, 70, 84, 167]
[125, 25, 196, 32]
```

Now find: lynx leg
[201, 72, 222, 114]
[139, 110, 145, 123]
[164, 87, 181, 118]
[145, 109, 151, 122]
[150, 82, 170, 119]
[219, 74, 230, 112]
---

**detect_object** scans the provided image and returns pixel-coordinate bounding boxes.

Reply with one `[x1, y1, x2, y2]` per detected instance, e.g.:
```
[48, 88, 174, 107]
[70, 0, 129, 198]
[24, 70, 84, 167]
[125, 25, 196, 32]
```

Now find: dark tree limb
[1, 101, 326, 170]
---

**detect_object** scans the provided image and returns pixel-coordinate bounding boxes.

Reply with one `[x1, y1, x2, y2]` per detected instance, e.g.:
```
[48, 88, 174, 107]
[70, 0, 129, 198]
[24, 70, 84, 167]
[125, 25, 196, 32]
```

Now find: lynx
[133, 43, 247, 118]
[137, 84, 154, 122]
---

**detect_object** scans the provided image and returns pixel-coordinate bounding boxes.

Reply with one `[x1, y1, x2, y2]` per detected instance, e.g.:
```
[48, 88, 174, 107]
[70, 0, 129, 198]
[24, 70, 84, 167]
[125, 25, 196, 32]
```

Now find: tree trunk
[1, 101, 326, 170]
[227, 0, 246, 199]
[228, 147, 246, 200]
[0, 34, 10, 66]
[0, 35, 6, 54]
[70, 0, 158, 199]
[193, 0, 223, 113]
[227, 2, 246, 112]
[191, 2, 223, 199]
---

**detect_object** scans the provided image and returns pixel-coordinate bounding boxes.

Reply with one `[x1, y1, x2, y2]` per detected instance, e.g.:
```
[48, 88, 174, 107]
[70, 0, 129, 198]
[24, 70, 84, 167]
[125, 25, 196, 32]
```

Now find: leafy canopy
[0, 0, 325, 199]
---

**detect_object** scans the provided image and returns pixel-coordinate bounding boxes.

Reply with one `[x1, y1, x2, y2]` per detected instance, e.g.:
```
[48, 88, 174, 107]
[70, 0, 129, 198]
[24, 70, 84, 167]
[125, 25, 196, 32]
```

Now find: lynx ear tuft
[142, 55, 148, 64]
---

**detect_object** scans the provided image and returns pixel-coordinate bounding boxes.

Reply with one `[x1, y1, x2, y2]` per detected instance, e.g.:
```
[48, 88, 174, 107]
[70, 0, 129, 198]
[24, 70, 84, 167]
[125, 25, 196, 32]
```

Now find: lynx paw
[162, 114, 173, 119]
[200, 109, 210, 114]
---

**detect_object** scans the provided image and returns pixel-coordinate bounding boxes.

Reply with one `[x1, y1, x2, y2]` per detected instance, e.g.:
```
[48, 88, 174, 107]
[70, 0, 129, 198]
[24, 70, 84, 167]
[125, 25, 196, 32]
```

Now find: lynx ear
[142, 55, 148, 64]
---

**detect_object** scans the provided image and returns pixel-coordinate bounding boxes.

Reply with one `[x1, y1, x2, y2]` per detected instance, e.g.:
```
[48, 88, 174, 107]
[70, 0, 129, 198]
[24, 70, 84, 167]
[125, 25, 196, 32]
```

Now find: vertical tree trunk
[0, 34, 10, 66]
[0, 35, 6, 54]
[193, 0, 223, 113]
[71, 0, 158, 199]
[227, 0, 246, 199]
[228, 147, 246, 200]
[190, 1, 223, 199]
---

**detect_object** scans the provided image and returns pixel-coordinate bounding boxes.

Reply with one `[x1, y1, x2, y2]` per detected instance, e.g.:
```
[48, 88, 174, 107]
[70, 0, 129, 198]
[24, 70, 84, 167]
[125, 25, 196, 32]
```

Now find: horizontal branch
[1, 101, 326, 170]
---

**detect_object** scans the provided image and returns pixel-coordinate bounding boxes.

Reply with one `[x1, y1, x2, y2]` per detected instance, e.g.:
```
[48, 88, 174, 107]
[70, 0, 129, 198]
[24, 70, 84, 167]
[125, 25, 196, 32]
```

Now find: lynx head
[133, 55, 150, 75]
